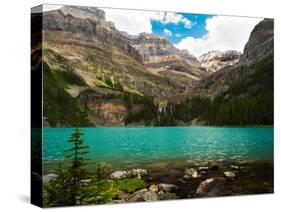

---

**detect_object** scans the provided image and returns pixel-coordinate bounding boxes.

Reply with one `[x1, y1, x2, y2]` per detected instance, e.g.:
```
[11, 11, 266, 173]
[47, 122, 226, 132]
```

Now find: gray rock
[118, 191, 129, 200]
[196, 177, 228, 197]
[149, 184, 159, 193]
[158, 190, 164, 194]
[199, 50, 241, 73]
[109, 171, 128, 180]
[185, 168, 201, 178]
[143, 191, 159, 201]
[158, 192, 177, 200]
[131, 169, 148, 178]
[198, 166, 210, 172]
[158, 183, 178, 192]
[224, 171, 236, 178]
[109, 168, 148, 180]
[43, 174, 58, 183]
[230, 165, 243, 170]
[128, 188, 148, 202]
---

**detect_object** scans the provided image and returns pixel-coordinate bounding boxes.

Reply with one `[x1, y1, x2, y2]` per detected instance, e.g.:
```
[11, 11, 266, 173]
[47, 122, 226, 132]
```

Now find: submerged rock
[198, 167, 210, 172]
[196, 177, 228, 197]
[185, 168, 201, 178]
[230, 165, 243, 170]
[158, 183, 178, 192]
[209, 163, 219, 170]
[43, 173, 58, 183]
[224, 171, 236, 178]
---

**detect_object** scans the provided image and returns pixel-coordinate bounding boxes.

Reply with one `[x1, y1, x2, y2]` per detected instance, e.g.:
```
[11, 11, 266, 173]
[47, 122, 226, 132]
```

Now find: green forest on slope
[41, 47, 273, 127]
[124, 53, 273, 126]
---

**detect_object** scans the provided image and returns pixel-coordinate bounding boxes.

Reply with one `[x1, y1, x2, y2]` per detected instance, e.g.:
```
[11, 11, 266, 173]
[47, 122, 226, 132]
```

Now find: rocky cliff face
[130, 33, 205, 79]
[199, 50, 241, 73]
[195, 19, 273, 99]
[43, 6, 143, 63]
[239, 18, 274, 64]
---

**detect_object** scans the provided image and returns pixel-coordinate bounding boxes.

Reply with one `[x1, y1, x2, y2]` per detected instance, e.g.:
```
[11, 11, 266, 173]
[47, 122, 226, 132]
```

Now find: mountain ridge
[32, 6, 273, 126]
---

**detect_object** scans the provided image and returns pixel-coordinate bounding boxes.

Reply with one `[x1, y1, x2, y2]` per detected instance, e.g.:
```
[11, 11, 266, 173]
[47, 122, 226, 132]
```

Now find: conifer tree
[64, 128, 90, 205]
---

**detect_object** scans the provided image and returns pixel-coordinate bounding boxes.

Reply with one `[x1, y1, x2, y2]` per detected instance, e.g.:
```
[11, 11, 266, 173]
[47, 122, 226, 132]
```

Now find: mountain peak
[240, 18, 273, 64]
[58, 5, 106, 20]
[199, 50, 241, 73]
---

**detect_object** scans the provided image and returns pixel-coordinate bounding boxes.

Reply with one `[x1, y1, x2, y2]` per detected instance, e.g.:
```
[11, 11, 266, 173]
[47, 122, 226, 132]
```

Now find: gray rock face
[240, 18, 274, 64]
[42, 5, 205, 82]
[43, 6, 143, 63]
[130, 33, 206, 79]
[196, 177, 228, 197]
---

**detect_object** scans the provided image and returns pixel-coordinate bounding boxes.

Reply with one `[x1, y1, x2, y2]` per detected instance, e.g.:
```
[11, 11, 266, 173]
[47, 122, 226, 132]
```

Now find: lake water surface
[43, 126, 273, 167]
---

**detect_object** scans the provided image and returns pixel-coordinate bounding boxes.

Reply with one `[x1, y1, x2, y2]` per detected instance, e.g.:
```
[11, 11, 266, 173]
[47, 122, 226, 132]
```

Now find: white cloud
[103, 8, 164, 35]
[163, 29, 172, 36]
[162, 12, 193, 29]
[103, 9, 194, 35]
[175, 16, 263, 57]
[175, 33, 182, 37]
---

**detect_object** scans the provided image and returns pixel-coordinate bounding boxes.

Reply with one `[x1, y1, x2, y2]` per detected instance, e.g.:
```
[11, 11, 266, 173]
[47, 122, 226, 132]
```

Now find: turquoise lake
[43, 126, 273, 166]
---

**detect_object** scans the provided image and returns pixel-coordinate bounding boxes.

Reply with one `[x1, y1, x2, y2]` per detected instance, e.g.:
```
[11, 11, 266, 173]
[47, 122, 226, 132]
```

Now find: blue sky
[103, 8, 262, 56]
[151, 13, 212, 44]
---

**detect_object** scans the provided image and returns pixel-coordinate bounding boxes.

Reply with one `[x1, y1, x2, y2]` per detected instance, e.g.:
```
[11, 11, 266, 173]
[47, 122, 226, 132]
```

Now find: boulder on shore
[128, 188, 148, 202]
[196, 177, 228, 197]
[109, 168, 148, 180]
[143, 191, 159, 201]
[149, 184, 159, 193]
[158, 183, 178, 192]
[109, 171, 129, 180]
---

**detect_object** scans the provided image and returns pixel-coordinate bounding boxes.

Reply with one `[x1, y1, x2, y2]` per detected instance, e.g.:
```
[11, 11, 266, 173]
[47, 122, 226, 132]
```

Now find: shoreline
[42, 158, 273, 203]
[43, 157, 273, 175]
[43, 125, 274, 129]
